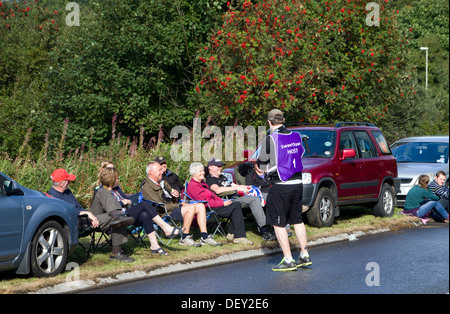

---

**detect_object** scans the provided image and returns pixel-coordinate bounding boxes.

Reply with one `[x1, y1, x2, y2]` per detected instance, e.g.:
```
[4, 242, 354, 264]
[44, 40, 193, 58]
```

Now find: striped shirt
[428, 181, 449, 199]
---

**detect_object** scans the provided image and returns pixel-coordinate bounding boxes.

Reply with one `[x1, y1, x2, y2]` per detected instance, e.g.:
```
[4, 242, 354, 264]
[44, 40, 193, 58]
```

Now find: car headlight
[302, 172, 312, 184]
[413, 172, 435, 185]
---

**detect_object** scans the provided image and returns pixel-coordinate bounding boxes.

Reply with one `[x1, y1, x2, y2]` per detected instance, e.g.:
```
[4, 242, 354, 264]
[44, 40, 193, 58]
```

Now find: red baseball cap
[50, 168, 76, 182]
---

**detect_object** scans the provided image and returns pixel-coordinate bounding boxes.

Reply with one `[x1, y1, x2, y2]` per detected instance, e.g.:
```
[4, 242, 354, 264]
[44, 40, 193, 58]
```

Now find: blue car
[0, 172, 79, 277]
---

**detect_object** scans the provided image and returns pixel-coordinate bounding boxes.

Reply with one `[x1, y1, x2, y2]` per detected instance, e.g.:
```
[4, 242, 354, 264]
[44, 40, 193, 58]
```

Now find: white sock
[300, 251, 309, 258]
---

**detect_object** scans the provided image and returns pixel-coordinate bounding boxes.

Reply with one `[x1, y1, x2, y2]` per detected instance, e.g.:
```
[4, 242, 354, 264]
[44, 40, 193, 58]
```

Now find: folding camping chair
[76, 214, 112, 260]
[183, 182, 228, 238]
[137, 191, 183, 246]
[127, 224, 148, 252]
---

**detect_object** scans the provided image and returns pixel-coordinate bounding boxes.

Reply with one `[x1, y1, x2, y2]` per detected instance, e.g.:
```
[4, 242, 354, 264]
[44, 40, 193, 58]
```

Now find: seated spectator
[142, 161, 222, 247]
[155, 155, 184, 193]
[48, 168, 99, 229]
[402, 174, 449, 224]
[428, 170, 449, 212]
[96, 161, 139, 205]
[92, 167, 183, 259]
[187, 162, 253, 245]
[244, 163, 272, 200]
[206, 158, 275, 241]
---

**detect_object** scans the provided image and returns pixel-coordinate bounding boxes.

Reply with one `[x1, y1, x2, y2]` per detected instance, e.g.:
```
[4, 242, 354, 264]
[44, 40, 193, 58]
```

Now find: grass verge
[0, 207, 423, 294]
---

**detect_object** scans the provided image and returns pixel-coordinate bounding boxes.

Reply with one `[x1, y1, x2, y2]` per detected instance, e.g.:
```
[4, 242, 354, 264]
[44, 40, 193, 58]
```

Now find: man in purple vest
[257, 109, 311, 271]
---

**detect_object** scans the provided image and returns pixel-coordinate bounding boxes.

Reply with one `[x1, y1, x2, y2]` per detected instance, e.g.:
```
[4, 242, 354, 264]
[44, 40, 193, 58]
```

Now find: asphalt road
[84, 224, 449, 295]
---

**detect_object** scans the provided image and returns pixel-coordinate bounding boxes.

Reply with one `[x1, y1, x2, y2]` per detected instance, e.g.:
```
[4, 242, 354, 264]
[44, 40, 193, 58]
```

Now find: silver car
[390, 136, 449, 206]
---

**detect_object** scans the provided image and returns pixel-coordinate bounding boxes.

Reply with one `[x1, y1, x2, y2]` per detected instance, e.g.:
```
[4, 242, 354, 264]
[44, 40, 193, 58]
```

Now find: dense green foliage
[195, 0, 418, 129]
[0, 0, 448, 161]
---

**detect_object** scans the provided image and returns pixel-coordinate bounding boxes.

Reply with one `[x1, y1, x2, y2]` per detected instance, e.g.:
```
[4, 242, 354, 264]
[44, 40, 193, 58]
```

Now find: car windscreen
[249, 130, 336, 159]
[391, 141, 449, 163]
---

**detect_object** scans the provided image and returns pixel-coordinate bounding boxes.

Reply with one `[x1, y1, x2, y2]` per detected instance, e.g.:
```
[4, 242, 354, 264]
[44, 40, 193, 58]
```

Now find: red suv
[223, 122, 400, 227]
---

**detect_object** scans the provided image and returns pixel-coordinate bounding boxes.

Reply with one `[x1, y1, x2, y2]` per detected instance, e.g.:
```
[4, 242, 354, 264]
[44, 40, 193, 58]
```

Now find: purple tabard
[270, 132, 304, 182]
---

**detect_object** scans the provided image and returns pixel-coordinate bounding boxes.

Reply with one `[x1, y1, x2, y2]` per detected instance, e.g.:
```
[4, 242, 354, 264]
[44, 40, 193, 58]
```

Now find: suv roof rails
[335, 122, 376, 128]
[285, 122, 377, 128]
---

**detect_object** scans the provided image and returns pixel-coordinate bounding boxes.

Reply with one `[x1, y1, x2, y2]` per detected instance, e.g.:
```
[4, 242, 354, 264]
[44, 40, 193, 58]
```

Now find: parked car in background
[0, 172, 78, 277]
[390, 136, 449, 206]
[224, 122, 400, 228]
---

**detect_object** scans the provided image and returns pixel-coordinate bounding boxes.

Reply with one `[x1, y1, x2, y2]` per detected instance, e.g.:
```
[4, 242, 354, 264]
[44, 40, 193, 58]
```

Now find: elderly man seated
[47, 168, 99, 228]
[142, 161, 222, 247]
[205, 158, 276, 241]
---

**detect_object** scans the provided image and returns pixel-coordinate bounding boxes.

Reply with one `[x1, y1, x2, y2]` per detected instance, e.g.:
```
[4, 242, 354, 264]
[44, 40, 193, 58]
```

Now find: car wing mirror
[340, 148, 356, 160]
[242, 149, 253, 159]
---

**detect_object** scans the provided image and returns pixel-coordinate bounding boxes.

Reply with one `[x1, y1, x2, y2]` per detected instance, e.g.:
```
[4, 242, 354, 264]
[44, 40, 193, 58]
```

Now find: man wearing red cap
[48, 169, 99, 229]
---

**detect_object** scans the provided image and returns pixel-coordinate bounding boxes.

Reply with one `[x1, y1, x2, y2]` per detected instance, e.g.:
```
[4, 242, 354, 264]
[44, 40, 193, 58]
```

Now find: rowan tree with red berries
[194, 0, 418, 127]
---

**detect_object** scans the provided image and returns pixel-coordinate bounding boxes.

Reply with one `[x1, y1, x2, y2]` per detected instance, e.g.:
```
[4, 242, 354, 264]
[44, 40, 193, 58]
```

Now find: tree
[44, 0, 229, 150]
[0, 0, 61, 156]
[390, 0, 449, 137]
[194, 0, 418, 129]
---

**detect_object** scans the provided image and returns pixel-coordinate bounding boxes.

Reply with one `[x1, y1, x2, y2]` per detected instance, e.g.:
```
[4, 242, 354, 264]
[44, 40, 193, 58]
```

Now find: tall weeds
[0, 120, 184, 208]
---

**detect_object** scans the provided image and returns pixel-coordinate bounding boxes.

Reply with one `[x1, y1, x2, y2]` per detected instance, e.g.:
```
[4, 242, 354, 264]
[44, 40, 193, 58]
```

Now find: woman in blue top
[403, 175, 449, 223]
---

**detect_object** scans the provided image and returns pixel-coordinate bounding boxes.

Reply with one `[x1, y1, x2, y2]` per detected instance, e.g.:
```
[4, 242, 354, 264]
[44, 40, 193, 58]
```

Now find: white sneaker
[179, 235, 201, 247]
[199, 235, 223, 247]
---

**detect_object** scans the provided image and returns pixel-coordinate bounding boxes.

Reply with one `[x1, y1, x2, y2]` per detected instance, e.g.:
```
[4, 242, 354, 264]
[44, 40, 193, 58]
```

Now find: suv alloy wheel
[306, 187, 336, 228]
[373, 183, 395, 217]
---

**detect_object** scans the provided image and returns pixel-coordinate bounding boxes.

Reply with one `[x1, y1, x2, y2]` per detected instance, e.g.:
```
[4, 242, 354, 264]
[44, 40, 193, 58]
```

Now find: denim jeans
[417, 200, 449, 220]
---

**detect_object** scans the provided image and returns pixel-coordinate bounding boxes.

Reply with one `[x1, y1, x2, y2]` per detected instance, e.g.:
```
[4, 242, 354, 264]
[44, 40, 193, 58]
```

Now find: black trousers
[212, 202, 246, 238]
[127, 202, 159, 235]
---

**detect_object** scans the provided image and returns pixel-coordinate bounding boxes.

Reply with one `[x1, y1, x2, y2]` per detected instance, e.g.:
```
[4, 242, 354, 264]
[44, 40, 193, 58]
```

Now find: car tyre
[306, 187, 335, 228]
[30, 221, 68, 277]
[373, 183, 395, 217]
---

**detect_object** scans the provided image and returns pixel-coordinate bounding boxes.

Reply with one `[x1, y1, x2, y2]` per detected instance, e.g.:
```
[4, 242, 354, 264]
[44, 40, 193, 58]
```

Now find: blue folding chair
[183, 182, 228, 238]
[137, 191, 183, 246]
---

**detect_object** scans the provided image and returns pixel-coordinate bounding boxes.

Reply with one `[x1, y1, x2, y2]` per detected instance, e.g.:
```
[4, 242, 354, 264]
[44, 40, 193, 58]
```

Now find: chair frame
[183, 182, 228, 239]
[76, 218, 112, 260]
[137, 191, 183, 246]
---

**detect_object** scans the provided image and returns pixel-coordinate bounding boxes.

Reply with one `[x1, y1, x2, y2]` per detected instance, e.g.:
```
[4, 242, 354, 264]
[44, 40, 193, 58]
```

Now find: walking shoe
[262, 231, 277, 241]
[296, 255, 312, 268]
[109, 251, 135, 263]
[109, 215, 134, 228]
[199, 235, 223, 246]
[179, 234, 201, 247]
[233, 237, 254, 245]
[272, 258, 297, 272]
[226, 233, 235, 241]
